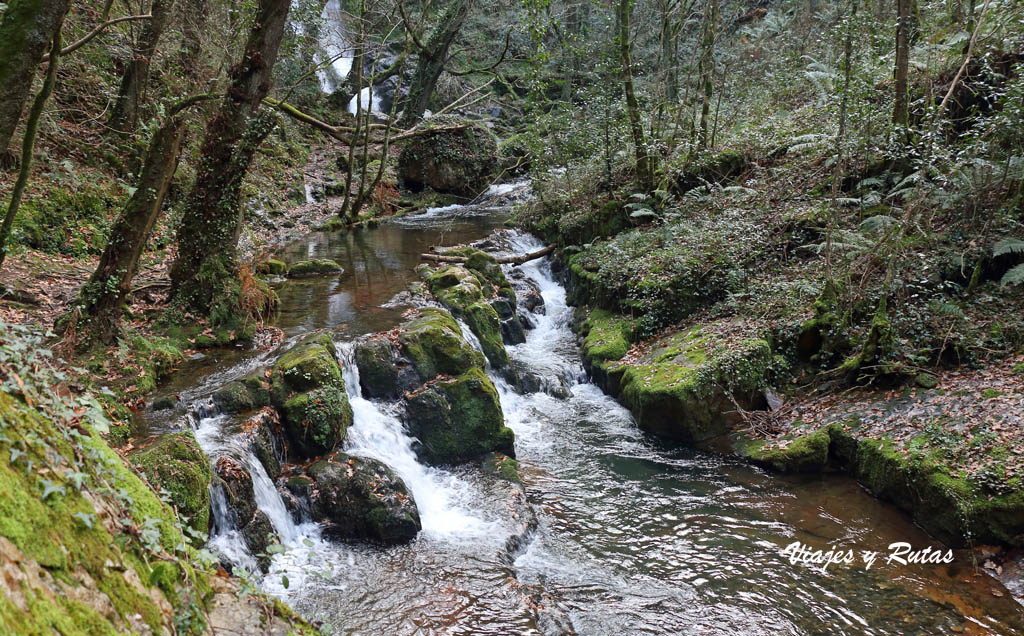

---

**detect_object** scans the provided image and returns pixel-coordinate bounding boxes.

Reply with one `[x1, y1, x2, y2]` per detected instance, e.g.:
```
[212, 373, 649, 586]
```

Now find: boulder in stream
[128, 431, 212, 540]
[425, 264, 513, 370]
[398, 118, 498, 198]
[404, 367, 516, 465]
[212, 456, 274, 565]
[269, 332, 353, 458]
[305, 454, 421, 544]
[286, 259, 344, 278]
[355, 307, 484, 399]
[213, 372, 272, 414]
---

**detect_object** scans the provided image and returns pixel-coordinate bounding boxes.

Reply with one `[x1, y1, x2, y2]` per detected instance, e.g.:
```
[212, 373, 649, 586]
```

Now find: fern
[1002, 264, 1024, 288]
[858, 215, 898, 235]
[993, 237, 1024, 257]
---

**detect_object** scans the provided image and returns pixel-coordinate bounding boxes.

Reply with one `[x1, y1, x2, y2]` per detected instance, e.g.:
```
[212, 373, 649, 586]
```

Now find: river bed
[141, 187, 1024, 635]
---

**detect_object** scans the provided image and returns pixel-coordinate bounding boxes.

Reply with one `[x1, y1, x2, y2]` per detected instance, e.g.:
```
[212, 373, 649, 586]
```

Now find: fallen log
[420, 245, 555, 266]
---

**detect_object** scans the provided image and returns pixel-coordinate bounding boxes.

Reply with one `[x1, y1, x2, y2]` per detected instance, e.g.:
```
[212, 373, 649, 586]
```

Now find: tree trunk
[697, 0, 719, 149]
[108, 0, 177, 133]
[0, 26, 62, 268]
[0, 0, 72, 166]
[72, 116, 187, 343]
[617, 0, 653, 191]
[398, 0, 471, 127]
[70, 0, 209, 342]
[893, 0, 910, 128]
[659, 0, 679, 102]
[168, 0, 290, 325]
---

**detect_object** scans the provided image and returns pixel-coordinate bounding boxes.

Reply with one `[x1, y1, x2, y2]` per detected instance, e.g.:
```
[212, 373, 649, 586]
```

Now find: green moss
[405, 368, 515, 464]
[281, 387, 352, 457]
[0, 390, 209, 634]
[400, 307, 485, 379]
[128, 431, 213, 538]
[736, 429, 831, 472]
[613, 327, 771, 441]
[274, 335, 344, 395]
[257, 259, 288, 276]
[213, 373, 271, 413]
[464, 301, 511, 369]
[483, 452, 521, 483]
[286, 259, 343, 278]
[580, 309, 633, 363]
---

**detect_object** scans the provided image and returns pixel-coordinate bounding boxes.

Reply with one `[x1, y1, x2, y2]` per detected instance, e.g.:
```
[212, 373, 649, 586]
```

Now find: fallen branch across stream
[420, 245, 555, 266]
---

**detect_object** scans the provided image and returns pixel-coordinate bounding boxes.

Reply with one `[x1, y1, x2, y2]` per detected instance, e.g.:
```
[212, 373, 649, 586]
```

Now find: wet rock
[213, 457, 257, 524]
[150, 394, 180, 411]
[510, 269, 545, 316]
[356, 308, 484, 400]
[492, 297, 526, 345]
[405, 367, 516, 465]
[306, 454, 421, 544]
[241, 408, 283, 479]
[398, 118, 498, 198]
[211, 457, 276, 564]
[213, 373, 271, 414]
[279, 473, 314, 522]
[129, 431, 212, 539]
[269, 333, 353, 458]
[482, 452, 520, 483]
[256, 258, 287, 276]
[239, 509, 274, 569]
[286, 259, 343, 278]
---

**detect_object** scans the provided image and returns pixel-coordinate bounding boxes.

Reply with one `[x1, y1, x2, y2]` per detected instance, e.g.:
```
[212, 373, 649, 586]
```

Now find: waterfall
[318, 0, 384, 116]
[337, 343, 498, 538]
[193, 410, 331, 591]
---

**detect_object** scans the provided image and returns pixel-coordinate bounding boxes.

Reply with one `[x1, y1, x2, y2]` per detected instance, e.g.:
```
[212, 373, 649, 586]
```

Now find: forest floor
[760, 354, 1024, 490]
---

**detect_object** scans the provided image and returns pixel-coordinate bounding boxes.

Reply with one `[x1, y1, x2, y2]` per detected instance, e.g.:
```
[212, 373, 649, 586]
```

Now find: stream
[141, 186, 1024, 635]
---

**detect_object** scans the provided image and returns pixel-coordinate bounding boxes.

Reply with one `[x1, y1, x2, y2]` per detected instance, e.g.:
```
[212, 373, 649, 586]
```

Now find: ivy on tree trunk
[168, 0, 291, 326]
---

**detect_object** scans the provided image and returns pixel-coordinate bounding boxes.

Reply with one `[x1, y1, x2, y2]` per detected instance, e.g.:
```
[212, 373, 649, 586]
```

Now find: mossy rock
[354, 337, 406, 399]
[398, 307, 485, 379]
[128, 431, 213, 539]
[428, 265, 486, 309]
[404, 367, 515, 465]
[0, 388, 208, 635]
[398, 119, 498, 198]
[306, 454, 421, 544]
[151, 394, 180, 411]
[256, 259, 288, 276]
[213, 373, 272, 414]
[580, 309, 633, 364]
[482, 452, 521, 483]
[463, 301, 511, 369]
[280, 387, 352, 458]
[286, 259, 343, 278]
[735, 429, 831, 473]
[271, 333, 344, 398]
[610, 325, 771, 442]
[837, 427, 1024, 548]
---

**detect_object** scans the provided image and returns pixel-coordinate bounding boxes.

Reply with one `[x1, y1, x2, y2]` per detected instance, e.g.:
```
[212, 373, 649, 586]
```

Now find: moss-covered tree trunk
[398, 0, 471, 128]
[71, 116, 187, 343]
[107, 0, 177, 133]
[0, 27, 62, 269]
[893, 0, 910, 128]
[0, 0, 71, 166]
[168, 0, 290, 325]
[617, 0, 654, 192]
[696, 0, 718, 150]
